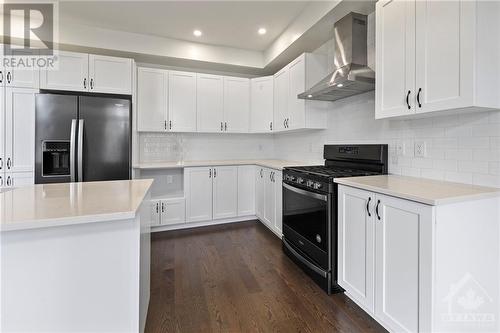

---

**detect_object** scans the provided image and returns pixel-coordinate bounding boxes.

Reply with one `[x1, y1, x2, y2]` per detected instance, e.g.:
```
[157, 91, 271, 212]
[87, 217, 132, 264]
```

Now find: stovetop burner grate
[285, 165, 380, 179]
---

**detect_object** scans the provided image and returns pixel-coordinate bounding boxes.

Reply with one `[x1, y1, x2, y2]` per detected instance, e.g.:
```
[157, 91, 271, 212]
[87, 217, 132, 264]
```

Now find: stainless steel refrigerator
[35, 93, 131, 184]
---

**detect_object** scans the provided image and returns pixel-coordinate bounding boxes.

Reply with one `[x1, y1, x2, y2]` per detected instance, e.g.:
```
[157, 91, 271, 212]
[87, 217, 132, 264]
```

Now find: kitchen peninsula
[0, 179, 153, 333]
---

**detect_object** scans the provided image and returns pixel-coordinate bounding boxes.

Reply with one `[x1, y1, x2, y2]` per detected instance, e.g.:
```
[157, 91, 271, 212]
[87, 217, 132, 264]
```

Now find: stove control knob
[313, 182, 323, 190]
[297, 177, 304, 184]
[290, 176, 297, 181]
[306, 180, 314, 187]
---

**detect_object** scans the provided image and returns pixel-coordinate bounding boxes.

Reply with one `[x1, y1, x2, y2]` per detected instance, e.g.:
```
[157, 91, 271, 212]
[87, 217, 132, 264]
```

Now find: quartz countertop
[335, 175, 500, 205]
[133, 159, 320, 170]
[0, 179, 153, 232]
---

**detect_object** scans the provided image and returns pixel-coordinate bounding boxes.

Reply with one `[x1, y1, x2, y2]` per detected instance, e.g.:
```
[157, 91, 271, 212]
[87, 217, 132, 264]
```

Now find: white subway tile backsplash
[433, 159, 458, 172]
[420, 169, 445, 181]
[458, 160, 489, 174]
[444, 171, 473, 184]
[473, 174, 500, 188]
[444, 149, 473, 161]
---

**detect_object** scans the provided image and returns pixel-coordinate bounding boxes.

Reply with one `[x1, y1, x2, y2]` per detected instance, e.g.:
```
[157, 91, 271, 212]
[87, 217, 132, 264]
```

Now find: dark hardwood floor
[145, 220, 387, 333]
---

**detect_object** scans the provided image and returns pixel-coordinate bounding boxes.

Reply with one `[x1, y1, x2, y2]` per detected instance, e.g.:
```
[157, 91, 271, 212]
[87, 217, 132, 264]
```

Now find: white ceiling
[59, 1, 310, 51]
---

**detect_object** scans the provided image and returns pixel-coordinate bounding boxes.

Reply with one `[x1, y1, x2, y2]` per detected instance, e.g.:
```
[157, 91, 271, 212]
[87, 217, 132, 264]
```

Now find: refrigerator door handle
[77, 119, 84, 182]
[70, 119, 77, 182]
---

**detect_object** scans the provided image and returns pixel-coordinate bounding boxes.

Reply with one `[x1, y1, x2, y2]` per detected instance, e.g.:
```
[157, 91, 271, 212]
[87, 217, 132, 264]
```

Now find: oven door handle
[283, 239, 327, 278]
[283, 183, 327, 201]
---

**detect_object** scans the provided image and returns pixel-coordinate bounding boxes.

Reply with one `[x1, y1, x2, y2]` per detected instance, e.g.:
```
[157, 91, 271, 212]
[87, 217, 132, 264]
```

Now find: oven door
[282, 182, 330, 270]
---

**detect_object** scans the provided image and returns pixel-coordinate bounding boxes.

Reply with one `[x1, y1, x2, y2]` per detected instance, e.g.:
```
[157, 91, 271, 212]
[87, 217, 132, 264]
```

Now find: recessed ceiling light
[193, 30, 202, 37]
[258, 28, 267, 35]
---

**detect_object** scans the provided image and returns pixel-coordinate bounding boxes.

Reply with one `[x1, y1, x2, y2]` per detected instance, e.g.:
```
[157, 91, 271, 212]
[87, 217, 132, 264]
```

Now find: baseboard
[151, 215, 257, 232]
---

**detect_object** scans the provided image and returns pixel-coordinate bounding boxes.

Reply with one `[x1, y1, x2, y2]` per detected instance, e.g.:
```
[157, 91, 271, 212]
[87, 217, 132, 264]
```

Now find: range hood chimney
[298, 12, 375, 102]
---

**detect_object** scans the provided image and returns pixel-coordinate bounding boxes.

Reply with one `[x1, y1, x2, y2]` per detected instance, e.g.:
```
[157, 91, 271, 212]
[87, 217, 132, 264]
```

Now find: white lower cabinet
[150, 198, 186, 227]
[1, 172, 34, 188]
[212, 166, 238, 219]
[338, 185, 431, 332]
[184, 167, 213, 222]
[255, 166, 282, 236]
[237, 165, 255, 216]
[338, 184, 500, 333]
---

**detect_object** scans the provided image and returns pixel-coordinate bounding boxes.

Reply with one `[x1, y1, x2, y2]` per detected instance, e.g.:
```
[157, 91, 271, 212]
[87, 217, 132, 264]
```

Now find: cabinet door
[255, 167, 265, 219]
[223, 77, 250, 133]
[161, 198, 186, 225]
[212, 166, 238, 219]
[273, 68, 288, 131]
[375, 0, 416, 119]
[150, 200, 161, 227]
[197, 73, 223, 133]
[273, 170, 283, 234]
[0, 88, 4, 173]
[185, 167, 213, 222]
[415, 0, 473, 114]
[287, 55, 306, 129]
[5, 88, 36, 173]
[40, 51, 88, 92]
[3, 172, 33, 187]
[6, 49, 40, 88]
[237, 165, 255, 216]
[88, 54, 132, 94]
[168, 71, 197, 132]
[137, 67, 168, 132]
[338, 186, 375, 313]
[374, 194, 432, 333]
[263, 169, 276, 228]
[250, 76, 274, 133]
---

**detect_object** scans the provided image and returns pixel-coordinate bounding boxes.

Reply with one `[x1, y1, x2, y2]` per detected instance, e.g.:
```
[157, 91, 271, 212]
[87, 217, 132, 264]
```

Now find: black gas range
[282, 144, 388, 294]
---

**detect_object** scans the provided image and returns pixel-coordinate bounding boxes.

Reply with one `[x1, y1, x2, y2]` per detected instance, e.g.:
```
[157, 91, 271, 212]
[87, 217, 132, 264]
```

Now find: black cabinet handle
[221, 122, 223, 131]
[417, 88, 422, 108]
[164, 120, 167, 130]
[214, 168, 217, 178]
[0, 157, 2, 170]
[209, 169, 212, 178]
[7, 71, 11, 84]
[366, 197, 372, 217]
[155, 202, 159, 213]
[83, 78, 87, 89]
[376, 200, 381, 221]
[260, 169, 263, 178]
[90, 78, 94, 89]
[161, 202, 165, 213]
[224, 122, 227, 131]
[6, 158, 11, 170]
[0, 70, 3, 83]
[406, 90, 411, 110]
[270, 122, 272, 131]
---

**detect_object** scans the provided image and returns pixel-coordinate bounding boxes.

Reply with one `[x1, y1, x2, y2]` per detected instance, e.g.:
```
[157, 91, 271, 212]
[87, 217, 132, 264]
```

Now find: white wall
[274, 92, 500, 188]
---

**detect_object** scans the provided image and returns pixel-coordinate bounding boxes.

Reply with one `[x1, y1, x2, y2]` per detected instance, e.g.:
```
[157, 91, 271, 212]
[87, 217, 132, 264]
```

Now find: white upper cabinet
[273, 68, 288, 131]
[4, 88, 36, 173]
[223, 76, 250, 133]
[250, 76, 274, 133]
[40, 51, 89, 92]
[375, 0, 416, 118]
[212, 166, 238, 219]
[197, 73, 223, 133]
[0, 88, 4, 178]
[137, 67, 168, 132]
[39, 51, 133, 94]
[168, 71, 197, 132]
[1, 48, 40, 89]
[414, 0, 472, 114]
[273, 53, 327, 132]
[88, 54, 133, 94]
[376, 0, 500, 119]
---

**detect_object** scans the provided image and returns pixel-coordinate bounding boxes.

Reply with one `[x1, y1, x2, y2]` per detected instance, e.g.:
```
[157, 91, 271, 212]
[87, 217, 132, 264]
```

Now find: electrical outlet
[414, 141, 427, 158]
[167, 175, 173, 184]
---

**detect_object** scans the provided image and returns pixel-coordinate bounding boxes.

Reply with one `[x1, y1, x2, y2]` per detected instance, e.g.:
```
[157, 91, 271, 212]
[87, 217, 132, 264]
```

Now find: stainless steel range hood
[298, 12, 375, 102]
